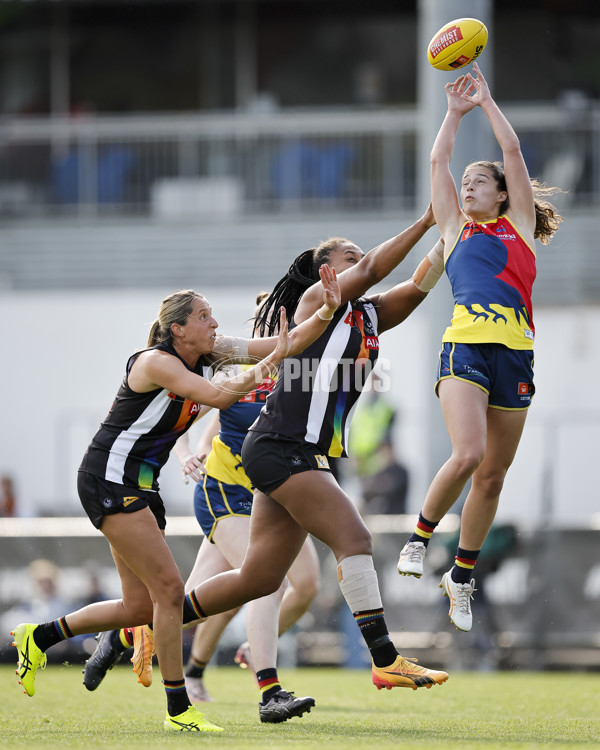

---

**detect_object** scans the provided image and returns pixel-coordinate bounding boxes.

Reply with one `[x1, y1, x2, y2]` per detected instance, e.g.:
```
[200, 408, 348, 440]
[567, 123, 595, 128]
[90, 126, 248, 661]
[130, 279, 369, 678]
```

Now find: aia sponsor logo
[365, 336, 379, 350]
[189, 402, 202, 416]
[344, 310, 363, 326]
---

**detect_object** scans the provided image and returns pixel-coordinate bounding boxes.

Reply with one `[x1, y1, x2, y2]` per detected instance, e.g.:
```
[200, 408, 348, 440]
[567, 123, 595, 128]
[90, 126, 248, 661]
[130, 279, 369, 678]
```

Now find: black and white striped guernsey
[250, 298, 379, 457]
[79, 341, 212, 491]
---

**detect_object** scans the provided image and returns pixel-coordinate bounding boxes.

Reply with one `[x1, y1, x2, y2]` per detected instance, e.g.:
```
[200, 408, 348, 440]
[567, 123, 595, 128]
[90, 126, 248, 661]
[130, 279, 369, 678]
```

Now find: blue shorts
[193, 474, 254, 541]
[436, 342, 535, 410]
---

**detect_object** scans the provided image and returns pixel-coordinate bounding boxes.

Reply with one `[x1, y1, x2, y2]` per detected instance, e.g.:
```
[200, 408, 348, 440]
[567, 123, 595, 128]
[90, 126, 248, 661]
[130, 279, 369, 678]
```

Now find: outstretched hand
[273, 307, 291, 360]
[421, 202, 437, 229]
[319, 263, 341, 315]
[445, 62, 491, 114]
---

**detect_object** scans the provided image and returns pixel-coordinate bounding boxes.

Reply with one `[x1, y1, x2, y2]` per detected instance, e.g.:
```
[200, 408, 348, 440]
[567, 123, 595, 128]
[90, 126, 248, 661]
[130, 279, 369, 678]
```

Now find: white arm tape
[412, 238, 445, 293]
[212, 335, 251, 363]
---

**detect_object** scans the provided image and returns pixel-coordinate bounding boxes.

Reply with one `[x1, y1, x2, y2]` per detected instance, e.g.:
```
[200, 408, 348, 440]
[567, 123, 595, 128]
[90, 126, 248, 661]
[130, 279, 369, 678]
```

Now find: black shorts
[241, 431, 332, 496]
[77, 471, 167, 530]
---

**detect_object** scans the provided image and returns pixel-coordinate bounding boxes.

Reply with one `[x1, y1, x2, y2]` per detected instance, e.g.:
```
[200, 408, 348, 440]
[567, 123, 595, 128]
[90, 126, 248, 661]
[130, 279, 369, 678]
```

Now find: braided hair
[254, 238, 348, 337]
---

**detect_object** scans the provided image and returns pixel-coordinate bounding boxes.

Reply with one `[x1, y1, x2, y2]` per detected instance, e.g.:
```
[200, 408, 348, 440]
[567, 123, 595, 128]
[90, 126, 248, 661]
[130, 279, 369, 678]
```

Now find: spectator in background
[350, 373, 396, 479]
[2, 559, 74, 661]
[360, 439, 409, 515]
[0, 474, 17, 517]
[349, 377, 410, 514]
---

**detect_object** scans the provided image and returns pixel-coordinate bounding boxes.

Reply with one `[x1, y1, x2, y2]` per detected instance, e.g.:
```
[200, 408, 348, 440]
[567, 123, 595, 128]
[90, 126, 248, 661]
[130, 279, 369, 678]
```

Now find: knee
[335, 527, 373, 559]
[245, 571, 285, 600]
[353, 527, 373, 556]
[475, 469, 507, 499]
[124, 599, 154, 625]
[152, 572, 186, 611]
[296, 576, 320, 604]
[451, 450, 484, 480]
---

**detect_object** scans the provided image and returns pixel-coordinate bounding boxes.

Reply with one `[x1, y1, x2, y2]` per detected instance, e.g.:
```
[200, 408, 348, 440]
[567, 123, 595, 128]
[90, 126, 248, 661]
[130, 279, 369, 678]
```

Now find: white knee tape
[337, 554, 382, 612]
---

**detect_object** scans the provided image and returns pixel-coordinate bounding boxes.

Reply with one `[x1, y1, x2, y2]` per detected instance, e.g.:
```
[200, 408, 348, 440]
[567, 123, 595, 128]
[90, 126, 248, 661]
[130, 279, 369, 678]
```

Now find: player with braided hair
[174, 205, 451, 695]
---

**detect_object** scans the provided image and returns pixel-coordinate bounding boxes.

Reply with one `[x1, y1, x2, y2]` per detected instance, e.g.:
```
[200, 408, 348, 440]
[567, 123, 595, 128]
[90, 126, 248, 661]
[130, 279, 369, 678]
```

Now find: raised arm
[371, 236, 445, 333]
[467, 63, 535, 234]
[430, 74, 476, 243]
[294, 206, 436, 323]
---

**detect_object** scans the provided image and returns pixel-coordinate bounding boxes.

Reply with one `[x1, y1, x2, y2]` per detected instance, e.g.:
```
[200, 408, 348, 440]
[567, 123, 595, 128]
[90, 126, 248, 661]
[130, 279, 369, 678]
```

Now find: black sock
[164, 679, 190, 717]
[185, 658, 206, 679]
[182, 591, 207, 625]
[33, 617, 73, 652]
[354, 608, 398, 667]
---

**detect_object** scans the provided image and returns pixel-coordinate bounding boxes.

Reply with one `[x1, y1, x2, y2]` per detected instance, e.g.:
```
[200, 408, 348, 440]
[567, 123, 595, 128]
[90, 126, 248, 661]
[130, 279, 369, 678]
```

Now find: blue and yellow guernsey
[204, 368, 276, 491]
[443, 216, 536, 350]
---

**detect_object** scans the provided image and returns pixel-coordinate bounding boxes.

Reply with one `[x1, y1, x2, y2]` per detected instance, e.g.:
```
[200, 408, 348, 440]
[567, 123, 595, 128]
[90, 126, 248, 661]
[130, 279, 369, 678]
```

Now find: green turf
[1, 664, 598, 749]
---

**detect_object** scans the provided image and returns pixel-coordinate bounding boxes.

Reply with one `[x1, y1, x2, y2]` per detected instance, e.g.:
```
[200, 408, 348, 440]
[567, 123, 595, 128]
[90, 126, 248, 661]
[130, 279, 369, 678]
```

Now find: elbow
[430, 154, 447, 170]
[503, 140, 522, 158]
[212, 392, 237, 410]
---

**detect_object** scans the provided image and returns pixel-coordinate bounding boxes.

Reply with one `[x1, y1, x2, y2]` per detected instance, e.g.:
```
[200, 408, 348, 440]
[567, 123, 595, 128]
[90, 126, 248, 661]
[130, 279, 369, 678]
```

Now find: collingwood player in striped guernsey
[178, 204, 452, 695]
[10, 267, 340, 733]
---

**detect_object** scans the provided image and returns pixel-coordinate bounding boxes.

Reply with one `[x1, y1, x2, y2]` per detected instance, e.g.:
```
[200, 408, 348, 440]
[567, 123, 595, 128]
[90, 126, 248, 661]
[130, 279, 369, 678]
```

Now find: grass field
[1, 664, 598, 750]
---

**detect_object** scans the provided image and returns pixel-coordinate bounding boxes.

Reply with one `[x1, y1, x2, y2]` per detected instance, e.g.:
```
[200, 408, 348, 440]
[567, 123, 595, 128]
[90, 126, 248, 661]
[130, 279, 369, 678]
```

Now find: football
[427, 18, 488, 71]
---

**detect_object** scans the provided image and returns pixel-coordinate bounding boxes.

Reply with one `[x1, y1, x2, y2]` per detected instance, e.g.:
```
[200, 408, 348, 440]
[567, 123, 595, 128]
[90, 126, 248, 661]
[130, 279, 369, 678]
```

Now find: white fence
[0, 103, 598, 217]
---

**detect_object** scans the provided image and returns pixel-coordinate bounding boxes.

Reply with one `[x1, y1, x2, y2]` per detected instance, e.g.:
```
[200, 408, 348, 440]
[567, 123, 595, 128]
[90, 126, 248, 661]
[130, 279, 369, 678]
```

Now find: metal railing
[0, 103, 598, 218]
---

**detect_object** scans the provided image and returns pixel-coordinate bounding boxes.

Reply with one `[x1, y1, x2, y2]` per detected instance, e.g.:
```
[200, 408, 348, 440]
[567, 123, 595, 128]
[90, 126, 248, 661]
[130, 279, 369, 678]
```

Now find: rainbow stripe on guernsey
[135, 396, 199, 489]
[252, 298, 379, 460]
[328, 309, 373, 455]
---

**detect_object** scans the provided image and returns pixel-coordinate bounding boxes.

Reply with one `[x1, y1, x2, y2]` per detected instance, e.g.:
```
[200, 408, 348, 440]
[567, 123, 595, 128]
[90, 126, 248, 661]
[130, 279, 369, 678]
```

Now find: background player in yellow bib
[397, 62, 563, 633]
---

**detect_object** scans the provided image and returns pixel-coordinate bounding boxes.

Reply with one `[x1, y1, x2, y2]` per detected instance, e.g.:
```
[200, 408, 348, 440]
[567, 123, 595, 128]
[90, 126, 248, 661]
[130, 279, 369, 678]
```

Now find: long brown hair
[465, 160, 564, 245]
